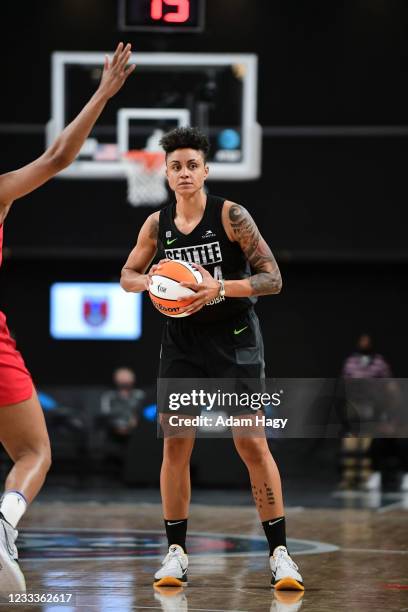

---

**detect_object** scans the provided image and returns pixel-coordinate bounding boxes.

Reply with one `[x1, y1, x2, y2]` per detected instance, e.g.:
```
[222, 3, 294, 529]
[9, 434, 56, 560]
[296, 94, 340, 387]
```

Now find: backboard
[47, 52, 261, 182]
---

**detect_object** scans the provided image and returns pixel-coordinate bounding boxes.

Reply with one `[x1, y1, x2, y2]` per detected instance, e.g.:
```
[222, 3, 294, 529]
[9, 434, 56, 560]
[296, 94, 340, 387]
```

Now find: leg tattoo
[252, 481, 276, 512]
[265, 482, 275, 506]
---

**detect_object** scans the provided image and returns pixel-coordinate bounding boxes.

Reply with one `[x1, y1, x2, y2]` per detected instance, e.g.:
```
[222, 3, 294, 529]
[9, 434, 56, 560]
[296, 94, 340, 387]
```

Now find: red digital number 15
[151, 0, 190, 23]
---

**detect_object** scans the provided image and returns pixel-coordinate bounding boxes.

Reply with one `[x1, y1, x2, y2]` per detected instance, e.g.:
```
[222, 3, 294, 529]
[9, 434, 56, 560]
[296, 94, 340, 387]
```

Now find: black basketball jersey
[158, 194, 255, 323]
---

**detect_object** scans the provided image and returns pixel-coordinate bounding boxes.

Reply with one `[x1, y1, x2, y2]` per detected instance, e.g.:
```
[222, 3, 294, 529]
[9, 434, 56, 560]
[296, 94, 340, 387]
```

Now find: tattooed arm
[120, 212, 159, 292]
[222, 202, 282, 297]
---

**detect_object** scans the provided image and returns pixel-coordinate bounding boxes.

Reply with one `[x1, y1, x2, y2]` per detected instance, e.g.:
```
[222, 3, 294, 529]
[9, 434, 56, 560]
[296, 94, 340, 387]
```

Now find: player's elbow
[261, 266, 282, 295]
[120, 271, 131, 292]
[44, 150, 72, 173]
[120, 268, 137, 292]
[270, 271, 282, 295]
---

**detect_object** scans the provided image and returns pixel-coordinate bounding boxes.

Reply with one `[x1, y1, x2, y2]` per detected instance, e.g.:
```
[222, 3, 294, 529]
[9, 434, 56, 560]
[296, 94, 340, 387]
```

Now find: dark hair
[160, 127, 210, 162]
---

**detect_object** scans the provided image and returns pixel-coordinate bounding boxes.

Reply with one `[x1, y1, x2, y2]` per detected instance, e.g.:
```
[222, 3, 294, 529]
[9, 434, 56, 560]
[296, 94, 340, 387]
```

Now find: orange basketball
[149, 260, 203, 318]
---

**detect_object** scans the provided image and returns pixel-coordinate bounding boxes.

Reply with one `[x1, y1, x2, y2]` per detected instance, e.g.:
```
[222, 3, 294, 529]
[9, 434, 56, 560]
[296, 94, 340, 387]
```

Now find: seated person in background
[339, 333, 396, 490]
[99, 367, 146, 474]
[342, 333, 391, 380]
[101, 367, 145, 430]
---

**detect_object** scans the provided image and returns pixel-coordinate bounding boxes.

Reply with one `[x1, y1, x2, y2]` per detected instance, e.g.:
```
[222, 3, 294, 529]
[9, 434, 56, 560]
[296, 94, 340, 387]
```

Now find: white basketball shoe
[0, 514, 26, 593]
[270, 546, 304, 591]
[154, 544, 188, 587]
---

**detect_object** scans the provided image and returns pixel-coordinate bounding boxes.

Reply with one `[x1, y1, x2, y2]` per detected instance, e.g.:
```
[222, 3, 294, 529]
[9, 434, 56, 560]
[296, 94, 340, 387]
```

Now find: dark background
[0, 0, 407, 387]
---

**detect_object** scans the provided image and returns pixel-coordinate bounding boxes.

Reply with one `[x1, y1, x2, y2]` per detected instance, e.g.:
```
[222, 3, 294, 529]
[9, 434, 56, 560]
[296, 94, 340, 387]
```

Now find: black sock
[164, 518, 188, 553]
[262, 516, 287, 556]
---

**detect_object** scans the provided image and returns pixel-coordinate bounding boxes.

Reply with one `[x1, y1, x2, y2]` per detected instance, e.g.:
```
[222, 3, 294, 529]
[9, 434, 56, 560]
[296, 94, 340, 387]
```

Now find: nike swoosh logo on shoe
[2, 523, 15, 558]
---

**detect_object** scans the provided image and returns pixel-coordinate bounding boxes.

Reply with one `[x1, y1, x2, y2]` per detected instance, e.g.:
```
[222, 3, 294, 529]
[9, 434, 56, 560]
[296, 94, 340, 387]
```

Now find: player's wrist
[217, 279, 226, 298]
[143, 274, 152, 291]
[222, 279, 253, 299]
[93, 87, 110, 104]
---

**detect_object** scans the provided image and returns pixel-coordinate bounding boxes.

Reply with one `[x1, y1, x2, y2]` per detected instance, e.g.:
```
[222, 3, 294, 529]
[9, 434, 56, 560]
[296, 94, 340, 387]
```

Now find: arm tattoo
[229, 205, 282, 295]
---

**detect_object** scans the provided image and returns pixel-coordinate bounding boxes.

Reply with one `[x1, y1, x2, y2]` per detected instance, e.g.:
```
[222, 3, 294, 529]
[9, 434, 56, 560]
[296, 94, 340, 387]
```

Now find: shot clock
[119, 0, 205, 32]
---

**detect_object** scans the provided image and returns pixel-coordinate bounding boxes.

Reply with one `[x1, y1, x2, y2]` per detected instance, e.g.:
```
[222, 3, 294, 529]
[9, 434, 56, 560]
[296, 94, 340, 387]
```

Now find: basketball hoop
[122, 150, 167, 207]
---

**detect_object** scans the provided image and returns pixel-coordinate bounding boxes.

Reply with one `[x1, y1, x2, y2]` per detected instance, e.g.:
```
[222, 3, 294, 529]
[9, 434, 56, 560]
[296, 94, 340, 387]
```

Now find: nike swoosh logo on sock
[167, 521, 184, 526]
[268, 518, 284, 526]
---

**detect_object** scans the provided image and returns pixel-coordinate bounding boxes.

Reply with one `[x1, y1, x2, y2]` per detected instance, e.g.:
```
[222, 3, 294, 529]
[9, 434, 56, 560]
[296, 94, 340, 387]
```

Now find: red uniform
[0, 224, 33, 406]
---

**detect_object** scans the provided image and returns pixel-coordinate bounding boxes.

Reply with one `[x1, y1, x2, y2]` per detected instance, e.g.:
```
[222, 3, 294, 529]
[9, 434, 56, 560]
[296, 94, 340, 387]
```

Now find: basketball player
[0, 43, 135, 592]
[121, 127, 304, 590]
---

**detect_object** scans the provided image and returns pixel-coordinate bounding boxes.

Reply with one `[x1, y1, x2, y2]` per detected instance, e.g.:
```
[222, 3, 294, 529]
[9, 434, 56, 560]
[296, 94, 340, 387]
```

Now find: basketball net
[122, 150, 167, 207]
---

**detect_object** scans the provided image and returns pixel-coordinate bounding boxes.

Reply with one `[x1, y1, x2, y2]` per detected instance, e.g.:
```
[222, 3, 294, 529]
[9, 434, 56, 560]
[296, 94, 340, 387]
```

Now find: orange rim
[122, 150, 165, 171]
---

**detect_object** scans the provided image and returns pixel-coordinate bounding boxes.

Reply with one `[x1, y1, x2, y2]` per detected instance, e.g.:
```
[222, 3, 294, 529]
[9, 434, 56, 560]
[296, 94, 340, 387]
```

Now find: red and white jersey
[0, 222, 33, 406]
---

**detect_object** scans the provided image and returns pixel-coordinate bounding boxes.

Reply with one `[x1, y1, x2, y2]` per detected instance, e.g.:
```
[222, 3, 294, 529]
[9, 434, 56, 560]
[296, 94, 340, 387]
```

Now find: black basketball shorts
[158, 307, 265, 380]
[157, 308, 266, 418]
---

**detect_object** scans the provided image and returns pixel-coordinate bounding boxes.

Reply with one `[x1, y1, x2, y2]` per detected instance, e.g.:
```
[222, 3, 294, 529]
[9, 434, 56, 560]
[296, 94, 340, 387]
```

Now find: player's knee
[234, 437, 271, 466]
[33, 442, 52, 474]
[41, 444, 52, 473]
[14, 439, 52, 472]
[163, 438, 192, 466]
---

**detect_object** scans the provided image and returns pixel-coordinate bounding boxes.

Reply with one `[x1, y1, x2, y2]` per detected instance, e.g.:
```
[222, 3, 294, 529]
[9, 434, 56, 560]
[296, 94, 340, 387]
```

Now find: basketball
[149, 260, 202, 318]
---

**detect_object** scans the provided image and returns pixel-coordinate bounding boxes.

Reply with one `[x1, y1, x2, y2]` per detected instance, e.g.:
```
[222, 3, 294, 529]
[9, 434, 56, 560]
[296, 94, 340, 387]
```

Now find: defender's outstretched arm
[0, 42, 136, 220]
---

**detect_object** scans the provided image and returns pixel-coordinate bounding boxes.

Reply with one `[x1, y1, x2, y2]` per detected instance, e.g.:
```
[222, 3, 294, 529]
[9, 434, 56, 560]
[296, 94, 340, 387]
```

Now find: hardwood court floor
[3, 501, 408, 611]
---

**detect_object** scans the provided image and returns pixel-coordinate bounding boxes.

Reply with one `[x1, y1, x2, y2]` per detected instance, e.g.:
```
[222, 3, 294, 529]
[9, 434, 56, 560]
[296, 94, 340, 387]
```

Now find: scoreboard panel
[119, 0, 205, 32]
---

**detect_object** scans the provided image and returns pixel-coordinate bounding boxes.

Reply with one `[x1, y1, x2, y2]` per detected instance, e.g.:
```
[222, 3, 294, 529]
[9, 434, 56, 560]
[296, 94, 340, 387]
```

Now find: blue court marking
[19, 528, 338, 562]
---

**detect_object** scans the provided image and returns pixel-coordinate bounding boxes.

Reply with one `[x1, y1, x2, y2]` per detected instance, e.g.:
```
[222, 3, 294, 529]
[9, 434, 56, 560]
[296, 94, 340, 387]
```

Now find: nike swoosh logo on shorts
[167, 521, 184, 526]
[167, 239, 177, 245]
[234, 326, 248, 335]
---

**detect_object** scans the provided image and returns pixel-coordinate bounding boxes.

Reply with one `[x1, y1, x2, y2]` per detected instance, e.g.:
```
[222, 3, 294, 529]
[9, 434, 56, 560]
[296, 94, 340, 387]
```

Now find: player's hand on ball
[145, 259, 171, 290]
[179, 263, 220, 315]
[98, 42, 136, 99]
